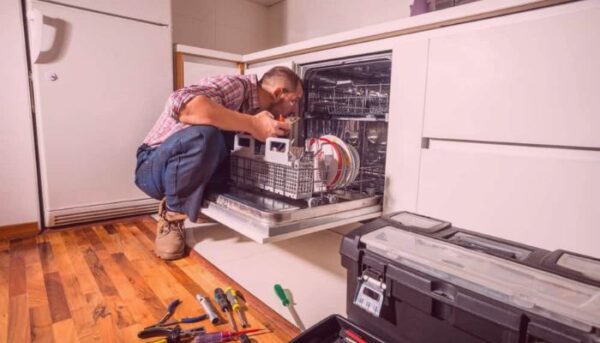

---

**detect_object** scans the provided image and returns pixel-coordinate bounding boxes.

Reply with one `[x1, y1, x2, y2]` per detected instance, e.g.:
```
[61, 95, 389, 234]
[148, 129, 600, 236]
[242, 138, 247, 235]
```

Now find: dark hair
[259, 66, 303, 91]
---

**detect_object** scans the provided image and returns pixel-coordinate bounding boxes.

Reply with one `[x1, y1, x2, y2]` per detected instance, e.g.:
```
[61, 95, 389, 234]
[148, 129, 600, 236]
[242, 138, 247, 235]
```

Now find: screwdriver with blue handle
[214, 288, 238, 332]
[274, 284, 305, 331]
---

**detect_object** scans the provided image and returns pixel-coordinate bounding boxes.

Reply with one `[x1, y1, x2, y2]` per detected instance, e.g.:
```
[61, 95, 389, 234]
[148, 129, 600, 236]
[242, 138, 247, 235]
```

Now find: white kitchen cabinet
[1, 0, 40, 226]
[28, 0, 172, 226]
[382, 0, 600, 258]
[424, 3, 600, 148]
[417, 140, 600, 258]
[382, 38, 430, 215]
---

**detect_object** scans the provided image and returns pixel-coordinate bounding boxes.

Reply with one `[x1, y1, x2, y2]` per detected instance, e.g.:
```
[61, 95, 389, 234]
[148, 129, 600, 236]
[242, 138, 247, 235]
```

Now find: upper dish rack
[306, 81, 390, 117]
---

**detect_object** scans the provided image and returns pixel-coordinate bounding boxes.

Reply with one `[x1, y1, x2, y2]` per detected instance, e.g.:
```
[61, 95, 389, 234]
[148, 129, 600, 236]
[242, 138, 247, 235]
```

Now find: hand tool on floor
[196, 293, 220, 325]
[224, 287, 249, 328]
[144, 298, 208, 330]
[156, 299, 182, 326]
[192, 329, 261, 343]
[214, 288, 238, 331]
[138, 324, 205, 341]
[274, 284, 305, 331]
[155, 313, 208, 328]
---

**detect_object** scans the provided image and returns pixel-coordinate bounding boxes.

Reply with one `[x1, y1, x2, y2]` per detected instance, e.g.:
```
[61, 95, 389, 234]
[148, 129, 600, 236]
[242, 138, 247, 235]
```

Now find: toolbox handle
[265, 137, 291, 165]
[540, 250, 600, 287]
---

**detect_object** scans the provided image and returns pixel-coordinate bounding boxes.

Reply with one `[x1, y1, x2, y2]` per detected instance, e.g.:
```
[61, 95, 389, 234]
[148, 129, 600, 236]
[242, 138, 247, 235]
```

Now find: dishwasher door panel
[201, 188, 382, 243]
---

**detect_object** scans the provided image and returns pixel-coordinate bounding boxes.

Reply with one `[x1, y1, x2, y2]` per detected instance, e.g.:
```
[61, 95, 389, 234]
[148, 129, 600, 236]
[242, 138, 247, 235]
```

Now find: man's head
[257, 66, 303, 117]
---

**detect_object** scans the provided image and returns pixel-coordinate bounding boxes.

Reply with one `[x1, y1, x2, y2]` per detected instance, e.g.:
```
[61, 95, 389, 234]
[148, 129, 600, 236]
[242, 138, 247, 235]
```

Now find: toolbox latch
[353, 274, 386, 317]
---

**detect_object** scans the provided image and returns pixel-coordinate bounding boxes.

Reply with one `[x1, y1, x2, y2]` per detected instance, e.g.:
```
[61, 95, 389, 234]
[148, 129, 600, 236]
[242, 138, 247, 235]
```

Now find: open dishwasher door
[201, 188, 382, 243]
[202, 52, 392, 243]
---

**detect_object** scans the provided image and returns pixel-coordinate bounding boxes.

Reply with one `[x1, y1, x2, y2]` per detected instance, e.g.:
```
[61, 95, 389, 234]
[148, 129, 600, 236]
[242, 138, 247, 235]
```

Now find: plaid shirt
[143, 74, 260, 147]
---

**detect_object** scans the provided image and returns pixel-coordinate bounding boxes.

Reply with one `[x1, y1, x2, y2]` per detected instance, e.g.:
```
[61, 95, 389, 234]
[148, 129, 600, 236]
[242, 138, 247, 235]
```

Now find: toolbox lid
[360, 226, 600, 331]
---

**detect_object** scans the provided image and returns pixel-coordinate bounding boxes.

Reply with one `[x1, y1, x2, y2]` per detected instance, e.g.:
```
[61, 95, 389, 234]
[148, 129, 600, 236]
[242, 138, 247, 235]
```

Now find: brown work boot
[155, 199, 187, 260]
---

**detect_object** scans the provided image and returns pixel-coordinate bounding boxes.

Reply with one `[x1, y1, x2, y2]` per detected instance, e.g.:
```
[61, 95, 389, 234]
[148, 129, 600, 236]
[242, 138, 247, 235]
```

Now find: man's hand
[250, 111, 291, 142]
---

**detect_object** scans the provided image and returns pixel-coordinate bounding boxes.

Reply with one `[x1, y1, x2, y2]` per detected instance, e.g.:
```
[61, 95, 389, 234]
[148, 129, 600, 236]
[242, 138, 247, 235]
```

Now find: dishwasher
[200, 52, 393, 243]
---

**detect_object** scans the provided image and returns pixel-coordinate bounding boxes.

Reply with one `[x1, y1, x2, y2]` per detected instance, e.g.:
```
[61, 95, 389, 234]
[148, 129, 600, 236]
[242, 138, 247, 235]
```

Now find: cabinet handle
[27, 8, 45, 63]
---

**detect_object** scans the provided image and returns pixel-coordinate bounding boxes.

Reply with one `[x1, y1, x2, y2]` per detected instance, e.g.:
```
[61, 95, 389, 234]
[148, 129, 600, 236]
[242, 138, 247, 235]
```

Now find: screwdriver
[274, 284, 305, 331]
[214, 288, 237, 332]
[225, 287, 248, 328]
[193, 329, 260, 343]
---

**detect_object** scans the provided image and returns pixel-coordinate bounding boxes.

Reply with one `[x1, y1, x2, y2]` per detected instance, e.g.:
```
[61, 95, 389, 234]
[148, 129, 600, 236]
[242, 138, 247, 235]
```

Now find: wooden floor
[1, 216, 299, 342]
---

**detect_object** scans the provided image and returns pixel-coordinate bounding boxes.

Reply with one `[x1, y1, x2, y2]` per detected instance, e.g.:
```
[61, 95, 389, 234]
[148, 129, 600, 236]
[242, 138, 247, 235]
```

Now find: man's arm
[178, 95, 290, 142]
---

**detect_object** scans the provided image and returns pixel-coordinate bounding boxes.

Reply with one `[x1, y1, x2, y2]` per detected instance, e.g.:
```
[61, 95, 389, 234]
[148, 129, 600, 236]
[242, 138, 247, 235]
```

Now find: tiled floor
[182, 220, 360, 328]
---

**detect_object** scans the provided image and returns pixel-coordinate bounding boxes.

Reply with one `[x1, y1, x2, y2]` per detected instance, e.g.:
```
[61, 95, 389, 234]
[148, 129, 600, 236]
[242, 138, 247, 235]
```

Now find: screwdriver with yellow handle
[225, 287, 249, 328]
[214, 288, 237, 332]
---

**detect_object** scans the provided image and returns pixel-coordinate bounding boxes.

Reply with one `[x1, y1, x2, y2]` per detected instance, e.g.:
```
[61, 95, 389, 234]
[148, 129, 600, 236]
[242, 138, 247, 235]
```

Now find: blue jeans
[134, 125, 228, 222]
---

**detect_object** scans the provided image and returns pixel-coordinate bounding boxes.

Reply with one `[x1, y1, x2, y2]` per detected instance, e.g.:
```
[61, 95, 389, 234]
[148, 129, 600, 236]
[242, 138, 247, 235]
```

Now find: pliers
[137, 324, 205, 342]
[144, 299, 208, 329]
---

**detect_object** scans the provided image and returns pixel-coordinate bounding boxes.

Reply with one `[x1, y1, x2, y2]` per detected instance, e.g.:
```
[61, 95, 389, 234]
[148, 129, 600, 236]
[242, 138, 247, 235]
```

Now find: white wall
[0, 0, 40, 226]
[269, 0, 412, 46]
[171, 0, 273, 54]
[172, 0, 413, 53]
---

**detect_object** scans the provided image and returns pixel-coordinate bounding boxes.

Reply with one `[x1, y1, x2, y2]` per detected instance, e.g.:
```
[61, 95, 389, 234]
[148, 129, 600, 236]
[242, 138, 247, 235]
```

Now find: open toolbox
[340, 212, 600, 343]
[290, 314, 386, 343]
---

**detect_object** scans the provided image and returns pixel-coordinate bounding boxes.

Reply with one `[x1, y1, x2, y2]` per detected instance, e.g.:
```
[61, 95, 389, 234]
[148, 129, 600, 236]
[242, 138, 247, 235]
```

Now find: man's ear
[272, 87, 285, 99]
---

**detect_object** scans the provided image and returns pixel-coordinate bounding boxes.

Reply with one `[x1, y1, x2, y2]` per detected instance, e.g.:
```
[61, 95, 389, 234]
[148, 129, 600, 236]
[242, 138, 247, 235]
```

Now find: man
[135, 67, 303, 260]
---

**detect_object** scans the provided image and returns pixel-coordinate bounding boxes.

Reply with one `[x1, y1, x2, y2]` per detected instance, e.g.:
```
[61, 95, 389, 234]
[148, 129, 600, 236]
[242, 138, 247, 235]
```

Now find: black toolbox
[340, 212, 600, 343]
[290, 314, 386, 343]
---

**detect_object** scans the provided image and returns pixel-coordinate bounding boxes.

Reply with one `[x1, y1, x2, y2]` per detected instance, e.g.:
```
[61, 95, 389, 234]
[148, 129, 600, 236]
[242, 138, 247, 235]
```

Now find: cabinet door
[424, 3, 600, 148]
[417, 140, 600, 258]
[29, 1, 172, 226]
[383, 39, 430, 214]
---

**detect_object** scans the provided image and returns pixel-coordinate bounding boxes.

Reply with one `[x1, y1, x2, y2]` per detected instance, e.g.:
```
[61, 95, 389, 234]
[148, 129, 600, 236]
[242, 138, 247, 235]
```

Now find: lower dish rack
[230, 135, 316, 200]
[229, 134, 384, 208]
